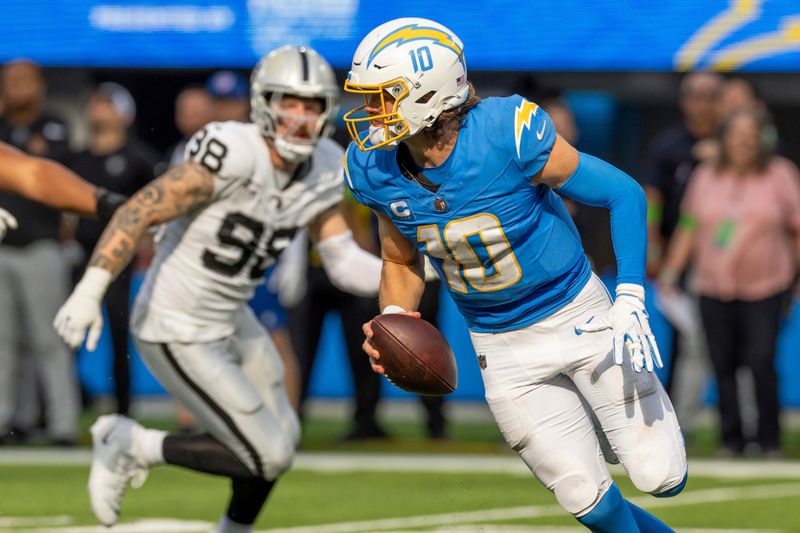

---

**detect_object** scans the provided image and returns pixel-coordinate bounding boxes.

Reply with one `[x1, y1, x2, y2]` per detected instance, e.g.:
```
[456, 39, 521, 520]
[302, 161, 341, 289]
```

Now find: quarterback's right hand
[0, 207, 18, 243]
[362, 306, 421, 375]
[54, 267, 112, 351]
[575, 283, 663, 373]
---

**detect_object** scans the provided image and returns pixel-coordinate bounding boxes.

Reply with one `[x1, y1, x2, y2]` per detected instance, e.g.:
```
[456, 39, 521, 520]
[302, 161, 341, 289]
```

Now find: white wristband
[382, 305, 407, 315]
[616, 283, 645, 302]
[75, 266, 113, 301]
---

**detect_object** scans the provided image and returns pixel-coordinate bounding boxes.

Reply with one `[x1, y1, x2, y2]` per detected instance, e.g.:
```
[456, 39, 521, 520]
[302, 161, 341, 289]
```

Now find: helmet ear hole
[415, 91, 436, 104]
[261, 91, 276, 110]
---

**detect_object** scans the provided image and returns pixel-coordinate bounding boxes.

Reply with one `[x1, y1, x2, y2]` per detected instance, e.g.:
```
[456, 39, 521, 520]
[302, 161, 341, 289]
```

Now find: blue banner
[3, 0, 800, 71]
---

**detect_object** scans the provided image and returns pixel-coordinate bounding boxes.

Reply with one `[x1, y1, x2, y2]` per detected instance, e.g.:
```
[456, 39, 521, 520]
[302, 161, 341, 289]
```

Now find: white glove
[0, 208, 18, 242]
[54, 267, 112, 351]
[576, 283, 663, 373]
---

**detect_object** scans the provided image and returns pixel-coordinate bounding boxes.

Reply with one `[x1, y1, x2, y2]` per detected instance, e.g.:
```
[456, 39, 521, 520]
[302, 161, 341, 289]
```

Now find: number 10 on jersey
[418, 213, 522, 293]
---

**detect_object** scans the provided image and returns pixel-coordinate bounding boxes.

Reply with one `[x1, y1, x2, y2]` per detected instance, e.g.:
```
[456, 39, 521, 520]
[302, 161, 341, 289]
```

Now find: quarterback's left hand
[576, 283, 663, 373]
[0, 207, 18, 243]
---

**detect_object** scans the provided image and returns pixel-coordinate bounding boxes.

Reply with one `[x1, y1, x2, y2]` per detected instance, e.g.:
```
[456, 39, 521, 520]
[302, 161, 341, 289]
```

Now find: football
[370, 313, 457, 396]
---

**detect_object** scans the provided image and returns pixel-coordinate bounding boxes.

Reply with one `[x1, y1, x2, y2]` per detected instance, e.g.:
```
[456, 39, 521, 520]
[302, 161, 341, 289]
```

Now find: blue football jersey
[345, 95, 592, 332]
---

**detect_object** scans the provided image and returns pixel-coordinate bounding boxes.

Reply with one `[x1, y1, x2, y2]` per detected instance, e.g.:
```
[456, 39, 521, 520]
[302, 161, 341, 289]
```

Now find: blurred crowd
[645, 72, 800, 457]
[1, 59, 798, 457]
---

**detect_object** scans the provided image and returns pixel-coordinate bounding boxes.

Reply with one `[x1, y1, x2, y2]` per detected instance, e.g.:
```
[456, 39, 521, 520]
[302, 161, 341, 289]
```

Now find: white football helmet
[251, 45, 340, 162]
[343, 17, 470, 151]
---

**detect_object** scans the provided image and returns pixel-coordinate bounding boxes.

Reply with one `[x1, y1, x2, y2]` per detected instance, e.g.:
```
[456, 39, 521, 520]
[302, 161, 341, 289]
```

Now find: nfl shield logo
[433, 197, 448, 213]
[477, 354, 487, 369]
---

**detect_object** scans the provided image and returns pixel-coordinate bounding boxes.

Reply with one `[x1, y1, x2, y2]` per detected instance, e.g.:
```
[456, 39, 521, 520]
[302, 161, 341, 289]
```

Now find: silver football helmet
[250, 45, 340, 162]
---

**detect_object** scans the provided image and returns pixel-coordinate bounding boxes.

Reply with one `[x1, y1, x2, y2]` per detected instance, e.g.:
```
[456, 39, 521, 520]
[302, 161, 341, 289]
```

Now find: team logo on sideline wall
[389, 200, 415, 220]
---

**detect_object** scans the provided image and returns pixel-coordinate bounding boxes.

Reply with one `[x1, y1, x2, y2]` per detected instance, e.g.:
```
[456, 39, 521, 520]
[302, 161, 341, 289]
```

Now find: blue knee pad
[653, 472, 687, 498]
[577, 483, 639, 533]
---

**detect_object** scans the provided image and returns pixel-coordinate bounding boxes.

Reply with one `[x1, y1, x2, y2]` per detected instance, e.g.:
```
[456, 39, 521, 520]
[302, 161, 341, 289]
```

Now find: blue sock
[577, 483, 640, 533]
[627, 501, 674, 532]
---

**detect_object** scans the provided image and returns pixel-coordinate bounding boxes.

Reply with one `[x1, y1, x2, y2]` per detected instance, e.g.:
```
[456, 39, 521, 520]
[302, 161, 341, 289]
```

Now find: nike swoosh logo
[574, 315, 594, 336]
[536, 121, 547, 141]
[101, 429, 113, 445]
[373, 64, 387, 70]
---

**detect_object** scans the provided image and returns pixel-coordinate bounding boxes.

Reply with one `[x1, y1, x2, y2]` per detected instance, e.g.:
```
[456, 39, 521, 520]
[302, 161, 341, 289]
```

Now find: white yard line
[0, 516, 72, 527]
[7, 519, 213, 533]
[4, 448, 800, 479]
[260, 482, 800, 533]
[2, 483, 796, 532]
[3, 450, 800, 532]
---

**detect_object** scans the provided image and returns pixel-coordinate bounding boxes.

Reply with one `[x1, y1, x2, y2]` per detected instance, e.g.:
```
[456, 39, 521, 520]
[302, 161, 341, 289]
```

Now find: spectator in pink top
[659, 108, 800, 457]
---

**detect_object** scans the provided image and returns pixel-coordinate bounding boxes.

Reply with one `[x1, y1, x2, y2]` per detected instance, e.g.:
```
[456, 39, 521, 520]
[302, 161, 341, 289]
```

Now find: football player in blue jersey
[344, 17, 687, 533]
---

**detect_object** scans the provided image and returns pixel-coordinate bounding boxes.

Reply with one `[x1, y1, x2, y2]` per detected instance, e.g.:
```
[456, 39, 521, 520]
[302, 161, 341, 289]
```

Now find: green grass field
[3, 413, 800, 532]
[2, 461, 800, 532]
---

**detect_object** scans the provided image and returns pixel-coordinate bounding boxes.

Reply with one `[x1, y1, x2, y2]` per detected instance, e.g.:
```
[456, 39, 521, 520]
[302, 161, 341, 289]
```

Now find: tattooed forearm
[88, 161, 214, 277]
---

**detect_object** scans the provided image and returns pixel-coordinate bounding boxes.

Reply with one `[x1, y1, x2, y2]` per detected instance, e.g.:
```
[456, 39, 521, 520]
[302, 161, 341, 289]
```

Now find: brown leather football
[370, 313, 457, 396]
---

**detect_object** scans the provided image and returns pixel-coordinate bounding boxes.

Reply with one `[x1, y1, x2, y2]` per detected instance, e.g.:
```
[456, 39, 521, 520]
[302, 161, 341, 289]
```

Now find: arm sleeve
[556, 152, 647, 286]
[316, 230, 381, 297]
[184, 122, 255, 201]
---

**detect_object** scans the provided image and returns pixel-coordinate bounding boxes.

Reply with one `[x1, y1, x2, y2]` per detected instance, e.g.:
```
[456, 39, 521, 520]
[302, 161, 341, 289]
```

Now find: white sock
[132, 425, 166, 466]
[215, 515, 253, 533]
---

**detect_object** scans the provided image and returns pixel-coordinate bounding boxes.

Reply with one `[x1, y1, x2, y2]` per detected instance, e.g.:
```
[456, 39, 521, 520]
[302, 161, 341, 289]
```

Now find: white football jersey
[132, 121, 343, 343]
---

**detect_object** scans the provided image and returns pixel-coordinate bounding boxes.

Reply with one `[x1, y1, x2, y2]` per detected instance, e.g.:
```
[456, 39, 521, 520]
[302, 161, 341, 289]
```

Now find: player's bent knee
[553, 472, 601, 515]
[627, 448, 687, 496]
[625, 448, 672, 494]
[653, 472, 688, 498]
[534, 451, 601, 515]
[259, 433, 295, 480]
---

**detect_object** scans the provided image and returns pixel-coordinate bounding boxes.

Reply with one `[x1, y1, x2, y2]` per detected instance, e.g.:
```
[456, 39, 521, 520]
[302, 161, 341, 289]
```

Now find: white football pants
[470, 274, 687, 516]
[134, 307, 300, 480]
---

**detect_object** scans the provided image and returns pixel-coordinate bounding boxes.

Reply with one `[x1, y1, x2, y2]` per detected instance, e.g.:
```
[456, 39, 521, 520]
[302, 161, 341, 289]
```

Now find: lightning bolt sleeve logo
[514, 99, 539, 159]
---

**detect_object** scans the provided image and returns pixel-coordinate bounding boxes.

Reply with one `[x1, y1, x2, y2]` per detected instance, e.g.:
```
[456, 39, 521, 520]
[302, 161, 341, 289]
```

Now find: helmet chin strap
[368, 124, 407, 151]
[368, 125, 390, 149]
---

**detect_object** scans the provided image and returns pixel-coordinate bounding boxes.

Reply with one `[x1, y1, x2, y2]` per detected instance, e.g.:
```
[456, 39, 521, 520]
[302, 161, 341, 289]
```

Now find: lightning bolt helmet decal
[367, 23, 465, 68]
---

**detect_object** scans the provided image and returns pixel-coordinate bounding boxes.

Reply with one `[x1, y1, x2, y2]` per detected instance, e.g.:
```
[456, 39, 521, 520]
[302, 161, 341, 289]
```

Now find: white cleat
[88, 415, 149, 526]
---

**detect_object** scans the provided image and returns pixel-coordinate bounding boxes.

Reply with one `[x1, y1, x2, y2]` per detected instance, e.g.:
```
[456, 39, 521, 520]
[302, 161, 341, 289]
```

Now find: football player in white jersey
[53, 46, 382, 532]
